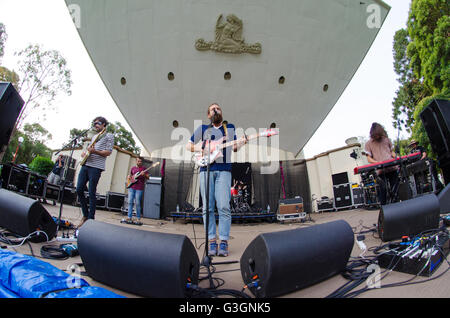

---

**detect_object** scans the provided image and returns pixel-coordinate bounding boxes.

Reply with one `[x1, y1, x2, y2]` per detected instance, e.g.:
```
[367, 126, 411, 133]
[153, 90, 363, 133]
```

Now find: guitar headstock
[260, 129, 279, 137]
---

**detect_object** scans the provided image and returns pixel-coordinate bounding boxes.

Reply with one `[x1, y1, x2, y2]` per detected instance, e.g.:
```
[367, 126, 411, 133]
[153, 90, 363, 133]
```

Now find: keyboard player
[364, 123, 399, 205]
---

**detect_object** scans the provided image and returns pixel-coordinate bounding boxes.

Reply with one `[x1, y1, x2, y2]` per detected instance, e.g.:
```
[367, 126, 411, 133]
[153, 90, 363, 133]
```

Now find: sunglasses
[93, 121, 103, 126]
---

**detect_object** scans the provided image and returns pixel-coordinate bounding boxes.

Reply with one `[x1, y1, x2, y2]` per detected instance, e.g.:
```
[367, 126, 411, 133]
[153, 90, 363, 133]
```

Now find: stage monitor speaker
[0, 189, 56, 242]
[240, 220, 354, 298]
[77, 220, 200, 298]
[0, 82, 25, 151]
[420, 99, 450, 184]
[438, 183, 450, 214]
[378, 193, 440, 242]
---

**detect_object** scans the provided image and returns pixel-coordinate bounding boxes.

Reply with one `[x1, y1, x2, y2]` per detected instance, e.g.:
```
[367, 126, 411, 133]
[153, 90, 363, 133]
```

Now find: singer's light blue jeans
[199, 170, 232, 241]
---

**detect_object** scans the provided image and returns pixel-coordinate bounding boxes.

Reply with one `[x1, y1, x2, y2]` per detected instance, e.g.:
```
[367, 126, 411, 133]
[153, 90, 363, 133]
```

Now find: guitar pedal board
[377, 233, 449, 277]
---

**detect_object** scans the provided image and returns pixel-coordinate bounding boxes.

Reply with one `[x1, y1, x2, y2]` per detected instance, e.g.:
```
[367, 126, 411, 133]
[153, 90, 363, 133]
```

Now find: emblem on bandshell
[195, 14, 262, 54]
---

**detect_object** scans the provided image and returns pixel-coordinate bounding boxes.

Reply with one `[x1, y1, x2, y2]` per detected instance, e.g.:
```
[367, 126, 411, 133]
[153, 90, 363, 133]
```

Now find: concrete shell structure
[65, 0, 389, 161]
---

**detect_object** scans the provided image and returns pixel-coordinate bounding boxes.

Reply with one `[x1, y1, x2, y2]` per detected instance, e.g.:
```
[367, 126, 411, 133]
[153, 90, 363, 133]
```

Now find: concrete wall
[306, 143, 368, 212]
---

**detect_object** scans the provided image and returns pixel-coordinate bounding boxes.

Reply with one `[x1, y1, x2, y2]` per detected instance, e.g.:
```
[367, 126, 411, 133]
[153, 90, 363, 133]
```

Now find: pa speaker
[420, 99, 450, 184]
[438, 183, 450, 214]
[0, 189, 56, 242]
[240, 220, 354, 298]
[0, 82, 24, 151]
[378, 194, 440, 242]
[77, 220, 200, 298]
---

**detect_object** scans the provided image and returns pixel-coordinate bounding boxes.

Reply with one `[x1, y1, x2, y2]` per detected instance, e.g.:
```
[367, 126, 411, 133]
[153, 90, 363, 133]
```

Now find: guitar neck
[217, 133, 260, 150]
[139, 163, 160, 174]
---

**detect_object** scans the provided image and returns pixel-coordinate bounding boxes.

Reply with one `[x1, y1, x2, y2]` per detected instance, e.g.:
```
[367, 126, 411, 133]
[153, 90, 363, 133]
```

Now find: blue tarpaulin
[0, 249, 124, 298]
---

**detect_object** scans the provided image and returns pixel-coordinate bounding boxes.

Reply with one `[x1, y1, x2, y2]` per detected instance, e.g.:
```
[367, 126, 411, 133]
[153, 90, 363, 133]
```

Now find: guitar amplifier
[27, 173, 46, 198]
[106, 191, 125, 211]
[77, 191, 106, 209]
[60, 186, 77, 206]
[278, 197, 303, 214]
[45, 183, 60, 201]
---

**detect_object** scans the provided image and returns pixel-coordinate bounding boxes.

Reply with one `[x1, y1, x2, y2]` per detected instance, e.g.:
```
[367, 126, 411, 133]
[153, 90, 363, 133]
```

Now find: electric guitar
[194, 129, 278, 167]
[126, 162, 160, 189]
[79, 127, 106, 166]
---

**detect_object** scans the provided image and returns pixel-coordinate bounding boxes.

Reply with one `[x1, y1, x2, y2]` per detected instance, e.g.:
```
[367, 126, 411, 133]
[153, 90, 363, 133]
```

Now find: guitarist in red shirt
[126, 157, 149, 223]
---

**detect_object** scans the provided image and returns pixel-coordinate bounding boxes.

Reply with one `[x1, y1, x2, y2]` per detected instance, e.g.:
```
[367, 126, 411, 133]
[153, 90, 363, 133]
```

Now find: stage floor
[4, 202, 450, 299]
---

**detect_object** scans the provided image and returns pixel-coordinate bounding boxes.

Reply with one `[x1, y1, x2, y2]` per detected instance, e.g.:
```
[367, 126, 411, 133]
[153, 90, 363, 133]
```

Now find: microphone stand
[54, 128, 90, 238]
[202, 120, 215, 289]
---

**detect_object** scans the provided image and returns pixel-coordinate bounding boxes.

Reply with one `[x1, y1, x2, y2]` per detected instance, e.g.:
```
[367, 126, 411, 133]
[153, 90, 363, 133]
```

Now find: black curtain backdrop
[148, 158, 194, 219]
[147, 159, 311, 218]
[280, 160, 311, 213]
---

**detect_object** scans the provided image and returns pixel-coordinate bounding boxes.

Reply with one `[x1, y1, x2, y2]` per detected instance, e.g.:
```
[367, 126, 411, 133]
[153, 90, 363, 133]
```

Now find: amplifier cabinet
[278, 197, 303, 214]
[1, 164, 29, 194]
[45, 183, 60, 201]
[76, 191, 106, 209]
[106, 191, 125, 211]
[333, 183, 352, 209]
[60, 186, 77, 206]
[27, 173, 46, 198]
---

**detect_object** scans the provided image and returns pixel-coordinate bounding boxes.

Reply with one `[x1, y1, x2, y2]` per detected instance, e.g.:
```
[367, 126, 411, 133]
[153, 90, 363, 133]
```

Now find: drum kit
[230, 181, 252, 213]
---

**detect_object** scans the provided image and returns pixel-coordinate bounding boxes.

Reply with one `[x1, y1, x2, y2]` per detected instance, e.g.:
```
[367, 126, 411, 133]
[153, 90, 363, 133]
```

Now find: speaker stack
[240, 220, 354, 297]
[0, 82, 24, 155]
[0, 189, 56, 242]
[420, 99, 450, 185]
[77, 220, 200, 298]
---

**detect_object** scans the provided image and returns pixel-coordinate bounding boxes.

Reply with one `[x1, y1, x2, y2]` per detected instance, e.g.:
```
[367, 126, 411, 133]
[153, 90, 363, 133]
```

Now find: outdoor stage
[1, 199, 449, 299]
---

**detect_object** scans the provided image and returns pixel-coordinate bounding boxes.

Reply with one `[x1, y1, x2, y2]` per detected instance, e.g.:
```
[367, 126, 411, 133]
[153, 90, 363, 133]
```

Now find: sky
[0, 0, 412, 159]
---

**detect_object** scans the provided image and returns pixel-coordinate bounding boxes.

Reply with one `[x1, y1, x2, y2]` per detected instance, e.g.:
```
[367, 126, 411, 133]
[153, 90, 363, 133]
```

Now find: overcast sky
[0, 0, 411, 158]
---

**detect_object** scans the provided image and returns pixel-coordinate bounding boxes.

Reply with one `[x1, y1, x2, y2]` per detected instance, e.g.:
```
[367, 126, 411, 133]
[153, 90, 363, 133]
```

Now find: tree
[14, 44, 73, 128]
[0, 22, 7, 62]
[68, 121, 141, 155]
[107, 121, 141, 154]
[2, 123, 53, 165]
[391, 0, 449, 136]
[407, 0, 449, 94]
[392, 28, 430, 133]
[0, 66, 20, 89]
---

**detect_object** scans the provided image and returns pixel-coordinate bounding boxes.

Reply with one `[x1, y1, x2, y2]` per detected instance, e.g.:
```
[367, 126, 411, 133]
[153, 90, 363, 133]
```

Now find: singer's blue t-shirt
[190, 123, 237, 172]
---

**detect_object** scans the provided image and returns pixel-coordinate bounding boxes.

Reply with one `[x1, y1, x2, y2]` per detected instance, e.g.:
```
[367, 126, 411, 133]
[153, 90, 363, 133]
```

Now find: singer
[186, 103, 247, 257]
[76, 116, 115, 228]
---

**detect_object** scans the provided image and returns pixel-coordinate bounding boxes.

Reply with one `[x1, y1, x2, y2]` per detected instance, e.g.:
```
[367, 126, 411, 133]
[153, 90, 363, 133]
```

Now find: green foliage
[411, 89, 450, 160]
[68, 122, 141, 155]
[2, 123, 53, 165]
[29, 156, 54, 176]
[407, 0, 449, 94]
[0, 66, 20, 90]
[392, 29, 430, 133]
[392, 0, 449, 134]
[107, 121, 141, 154]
